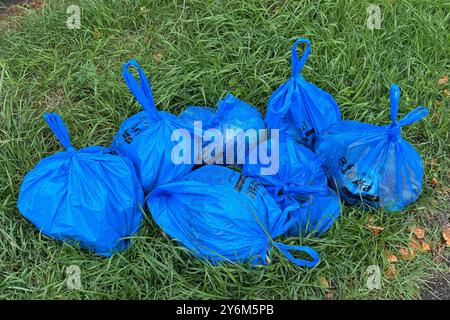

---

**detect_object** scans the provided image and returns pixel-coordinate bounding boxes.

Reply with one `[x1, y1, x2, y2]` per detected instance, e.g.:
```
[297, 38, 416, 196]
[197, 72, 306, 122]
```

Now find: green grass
[0, 0, 449, 299]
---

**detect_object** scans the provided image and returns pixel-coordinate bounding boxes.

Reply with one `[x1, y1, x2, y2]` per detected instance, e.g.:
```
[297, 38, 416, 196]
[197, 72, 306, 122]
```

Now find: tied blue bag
[265, 38, 341, 146]
[147, 165, 320, 267]
[111, 60, 195, 193]
[242, 133, 340, 236]
[315, 84, 429, 211]
[179, 94, 265, 165]
[18, 113, 144, 256]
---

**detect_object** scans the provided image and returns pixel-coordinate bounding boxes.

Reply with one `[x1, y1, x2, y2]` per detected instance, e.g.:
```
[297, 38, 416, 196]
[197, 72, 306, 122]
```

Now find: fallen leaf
[435, 100, 442, 107]
[319, 276, 329, 288]
[93, 28, 102, 39]
[399, 247, 415, 260]
[153, 53, 163, 64]
[385, 265, 397, 279]
[325, 291, 334, 300]
[413, 226, 425, 239]
[438, 75, 448, 85]
[443, 224, 450, 246]
[385, 252, 398, 263]
[430, 178, 439, 187]
[421, 242, 431, 251]
[443, 89, 450, 97]
[409, 239, 422, 251]
[365, 224, 384, 235]
[430, 158, 437, 170]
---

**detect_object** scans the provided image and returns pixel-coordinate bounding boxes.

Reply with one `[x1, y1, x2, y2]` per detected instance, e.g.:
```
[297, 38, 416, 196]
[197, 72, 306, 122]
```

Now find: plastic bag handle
[291, 38, 311, 76]
[398, 106, 429, 127]
[44, 113, 75, 151]
[122, 60, 160, 121]
[273, 241, 320, 268]
[389, 83, 429, 127]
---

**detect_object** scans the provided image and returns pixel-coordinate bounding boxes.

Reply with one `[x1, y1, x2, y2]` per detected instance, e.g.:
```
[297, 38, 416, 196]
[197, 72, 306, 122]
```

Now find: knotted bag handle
[270, 204, 320, 268]
[44, 112, 75, 152]
[122, 60, 160, 121]
[291, 38, 311, 77]
[389, 83, 429, 128]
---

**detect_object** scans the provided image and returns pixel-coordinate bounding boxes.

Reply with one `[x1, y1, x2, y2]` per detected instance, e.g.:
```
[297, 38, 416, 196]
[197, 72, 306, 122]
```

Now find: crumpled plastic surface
[18, 113, 144, 256]
[265, 38, 342, 147]
[147, 165, 320, 267]
[315, 84, 429, 211]
[243, 133, 340, 236]
[111, 60, 196, 193]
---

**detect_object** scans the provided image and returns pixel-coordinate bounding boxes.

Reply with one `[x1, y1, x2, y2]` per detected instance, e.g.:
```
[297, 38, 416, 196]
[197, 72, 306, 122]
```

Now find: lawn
[0, 0, 448, 299]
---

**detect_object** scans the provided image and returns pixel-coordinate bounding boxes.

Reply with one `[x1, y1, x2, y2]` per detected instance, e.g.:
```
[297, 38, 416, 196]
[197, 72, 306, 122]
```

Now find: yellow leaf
[365, 224, 384, 235]
[153, 53, 163, 64]
[438, 75, 448, 85]
[319, 276, 329, 288]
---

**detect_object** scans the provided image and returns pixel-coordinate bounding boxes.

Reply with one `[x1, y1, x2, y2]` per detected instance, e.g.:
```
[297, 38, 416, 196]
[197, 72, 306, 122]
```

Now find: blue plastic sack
[315, 84, 429, 211]
[111, 60, 196, 193]
[18, 113, 144, 256]
[265, 38, 342, 146]
[147, 165, 320, 267]
[179, 94, 265, 165]
[242, 133, 340, 236]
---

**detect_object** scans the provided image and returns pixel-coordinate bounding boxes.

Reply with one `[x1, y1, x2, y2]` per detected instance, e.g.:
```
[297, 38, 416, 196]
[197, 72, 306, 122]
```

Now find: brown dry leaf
[319, 276, 329, 288]
[385, 265, 397, 279]
[325, 291, 334, 300]
[153, 53, 163, 64]
[409, 239, 422, 251]
[386, 253, 398, 263]
[413, 226, 425, 239]
[399, 247, 415, 260]
[443, 225, 450, 246]
[443, 89, 450, 97]
[365, 224, 384, 235]
[421, 243, 431, 251]
[430, 178, 439, 187]
[438, 75, 448, 85]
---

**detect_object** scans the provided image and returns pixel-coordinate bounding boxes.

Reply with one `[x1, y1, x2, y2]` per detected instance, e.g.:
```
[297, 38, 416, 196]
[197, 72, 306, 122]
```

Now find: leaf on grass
[421, 243, 431, 251]
[430, 178, 439, 187]
[365, 224, 384, 235]
[325, 291, 334, 300]
[385, 252, 398, 263]
[438, 75, 448, 85]
[443, 89, 450, 97]
[153, 53, 163, 64]
[385, 265, 397, 279]
[398, 247, 415, 260]
[319, 276, 329, 288]
[413, 226, 425, 239]
[409, 239, 422, 251]
[430, 158, 437, 170]
[443, 225, 450, 246]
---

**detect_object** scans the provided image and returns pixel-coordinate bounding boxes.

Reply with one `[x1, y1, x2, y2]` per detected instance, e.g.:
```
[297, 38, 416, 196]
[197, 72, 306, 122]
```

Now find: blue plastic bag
[147, 165, 320, 267]
[179, 94, 265, 165]
[111, 60, 196, 193]
[242, 133, 340, 236]
[265, 38, 342, 146]
[315, 84, 429, 211]
[18, 113, 144, 256]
